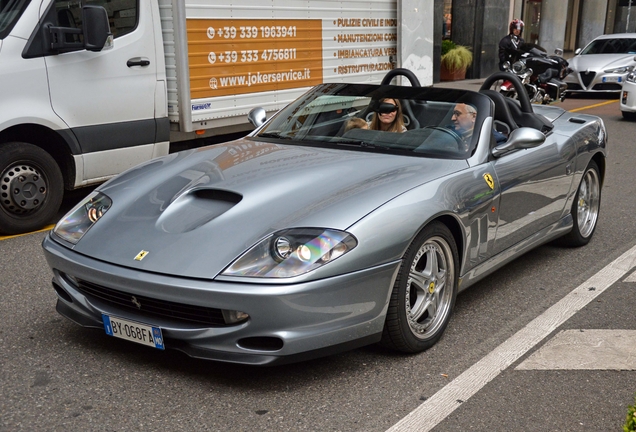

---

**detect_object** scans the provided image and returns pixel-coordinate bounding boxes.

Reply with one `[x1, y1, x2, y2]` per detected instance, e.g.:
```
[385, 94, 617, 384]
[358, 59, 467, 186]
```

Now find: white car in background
[565, 33, 636, 95]
[620, 71, 636, 119]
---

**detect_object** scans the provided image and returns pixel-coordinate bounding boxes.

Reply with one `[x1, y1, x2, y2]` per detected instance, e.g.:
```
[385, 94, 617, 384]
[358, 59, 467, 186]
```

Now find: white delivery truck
[0, 0, 433, 235]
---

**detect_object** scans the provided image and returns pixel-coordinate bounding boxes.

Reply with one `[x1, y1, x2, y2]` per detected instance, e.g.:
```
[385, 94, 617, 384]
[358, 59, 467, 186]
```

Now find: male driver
[451, 103, 476, 142]
[451, 103, 507, 149]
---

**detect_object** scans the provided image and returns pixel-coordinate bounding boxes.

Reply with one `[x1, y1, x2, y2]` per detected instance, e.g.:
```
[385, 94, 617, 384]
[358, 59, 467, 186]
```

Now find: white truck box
[0, 0, 432, 235]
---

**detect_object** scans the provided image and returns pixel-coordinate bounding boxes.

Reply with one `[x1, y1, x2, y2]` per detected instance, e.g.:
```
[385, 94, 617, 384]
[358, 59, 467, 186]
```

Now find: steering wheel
[423, 126, 464, 151]
[479, 72, 533, 114]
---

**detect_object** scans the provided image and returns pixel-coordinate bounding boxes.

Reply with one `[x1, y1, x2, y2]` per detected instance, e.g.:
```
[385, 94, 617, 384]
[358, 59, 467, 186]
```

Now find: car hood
[569, 53, 636, 72]
[72, 139, 468, 279]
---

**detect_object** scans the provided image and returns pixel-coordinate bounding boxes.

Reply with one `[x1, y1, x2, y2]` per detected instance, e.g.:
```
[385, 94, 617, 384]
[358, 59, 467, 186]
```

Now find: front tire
[560, 160, 601, 247]
[0, 142, 64, 235]
[381, 222, 459, 353]
[622, 111, 636, 121]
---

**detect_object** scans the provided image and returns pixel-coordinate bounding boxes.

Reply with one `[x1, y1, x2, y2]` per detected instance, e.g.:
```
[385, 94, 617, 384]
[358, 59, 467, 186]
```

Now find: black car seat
[479, 89, 518, 137]
[503, 98, 553, 133]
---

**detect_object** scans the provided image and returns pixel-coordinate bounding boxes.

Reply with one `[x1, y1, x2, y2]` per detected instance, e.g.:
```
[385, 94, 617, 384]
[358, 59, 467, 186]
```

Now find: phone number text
[207, 26, 298, 39]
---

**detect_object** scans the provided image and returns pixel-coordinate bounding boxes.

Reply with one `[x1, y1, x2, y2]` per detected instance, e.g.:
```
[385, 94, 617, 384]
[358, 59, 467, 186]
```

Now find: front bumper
[564, 71, 625, 93]
[42, 234, 399, 365]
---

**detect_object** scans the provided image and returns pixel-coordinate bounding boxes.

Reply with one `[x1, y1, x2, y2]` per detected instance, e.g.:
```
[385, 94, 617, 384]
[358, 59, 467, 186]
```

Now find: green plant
[441, 39, 456, 57]
[625, 393, 636, 432]
[441, 43, 473, 72]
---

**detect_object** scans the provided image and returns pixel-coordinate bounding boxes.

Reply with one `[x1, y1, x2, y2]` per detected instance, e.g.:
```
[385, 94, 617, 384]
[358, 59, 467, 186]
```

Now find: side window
[54, 0, 138, 40]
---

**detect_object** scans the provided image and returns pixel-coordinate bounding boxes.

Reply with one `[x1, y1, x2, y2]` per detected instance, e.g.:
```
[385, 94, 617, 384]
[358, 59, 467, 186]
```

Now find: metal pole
[628, 0, 633, 33]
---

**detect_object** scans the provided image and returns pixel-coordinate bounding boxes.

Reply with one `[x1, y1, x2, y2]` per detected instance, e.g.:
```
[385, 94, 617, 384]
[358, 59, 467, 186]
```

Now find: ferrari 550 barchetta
[42, 70, 606, 365]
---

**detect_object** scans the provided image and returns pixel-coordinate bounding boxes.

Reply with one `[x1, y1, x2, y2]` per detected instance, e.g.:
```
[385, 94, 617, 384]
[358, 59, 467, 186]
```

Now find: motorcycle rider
[498, 19, 525, 71]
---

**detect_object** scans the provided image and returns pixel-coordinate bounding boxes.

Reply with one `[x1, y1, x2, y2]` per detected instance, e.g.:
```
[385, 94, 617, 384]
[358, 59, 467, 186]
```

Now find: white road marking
[386, 244, 636, 432]
[516, 329, 636, 370]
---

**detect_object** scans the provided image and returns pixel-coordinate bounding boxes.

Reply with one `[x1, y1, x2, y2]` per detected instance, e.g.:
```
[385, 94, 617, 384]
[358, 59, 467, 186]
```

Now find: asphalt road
[1, 93, 635, 431]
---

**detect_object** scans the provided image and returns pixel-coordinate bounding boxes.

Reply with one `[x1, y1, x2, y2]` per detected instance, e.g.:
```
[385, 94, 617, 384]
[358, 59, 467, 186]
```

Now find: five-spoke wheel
[382, 222, 458, 353]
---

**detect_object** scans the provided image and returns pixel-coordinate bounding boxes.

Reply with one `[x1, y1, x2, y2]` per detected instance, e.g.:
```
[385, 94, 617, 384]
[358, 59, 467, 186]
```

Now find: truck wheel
[0, 142, 64, 235]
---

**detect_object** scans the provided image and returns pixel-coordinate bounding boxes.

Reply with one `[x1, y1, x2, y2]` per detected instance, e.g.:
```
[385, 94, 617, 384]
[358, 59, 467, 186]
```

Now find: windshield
[0, 0, 30, 39]
[581, 38, 636, 55]
[254, 83, 492, 160]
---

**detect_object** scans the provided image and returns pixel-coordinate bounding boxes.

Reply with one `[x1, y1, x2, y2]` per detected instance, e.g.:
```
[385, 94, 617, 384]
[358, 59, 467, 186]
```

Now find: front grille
[579, 71, 596, 87]
[567, 83, 582, 90]
[76, 279, 227, 326]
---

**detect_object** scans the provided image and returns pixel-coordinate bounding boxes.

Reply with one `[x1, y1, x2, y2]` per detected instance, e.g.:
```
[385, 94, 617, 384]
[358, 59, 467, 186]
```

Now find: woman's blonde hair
[369, 98, 405, 132]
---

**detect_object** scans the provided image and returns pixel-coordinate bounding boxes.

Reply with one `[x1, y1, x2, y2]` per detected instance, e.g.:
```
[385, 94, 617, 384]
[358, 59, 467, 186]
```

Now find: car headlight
[603, 66, 633, 74]
[53, 191, 112, 244]
[222, 228, 357, 278]
[627, 72, 636, 83]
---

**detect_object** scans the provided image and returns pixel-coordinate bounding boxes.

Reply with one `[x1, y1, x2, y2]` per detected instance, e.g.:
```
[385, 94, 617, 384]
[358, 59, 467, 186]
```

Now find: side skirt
[458, 214, 573, 292]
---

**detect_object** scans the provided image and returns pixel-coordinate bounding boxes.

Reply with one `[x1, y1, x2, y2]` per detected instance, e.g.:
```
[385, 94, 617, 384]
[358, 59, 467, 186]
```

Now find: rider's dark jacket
[498, 34, 525, 70]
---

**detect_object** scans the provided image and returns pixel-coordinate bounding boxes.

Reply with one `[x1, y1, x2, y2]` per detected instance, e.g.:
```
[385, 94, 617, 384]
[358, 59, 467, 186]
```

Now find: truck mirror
[82, 5, 113, 52]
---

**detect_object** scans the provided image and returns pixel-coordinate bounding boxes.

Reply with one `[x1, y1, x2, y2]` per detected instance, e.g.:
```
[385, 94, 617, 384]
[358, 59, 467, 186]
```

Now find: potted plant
[440, 40, 473, 81]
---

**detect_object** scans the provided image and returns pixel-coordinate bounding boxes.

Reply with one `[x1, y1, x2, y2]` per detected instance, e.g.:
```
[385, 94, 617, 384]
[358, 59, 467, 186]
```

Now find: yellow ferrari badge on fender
[483, 173, 495, 190]
[134, 250, 149, 261]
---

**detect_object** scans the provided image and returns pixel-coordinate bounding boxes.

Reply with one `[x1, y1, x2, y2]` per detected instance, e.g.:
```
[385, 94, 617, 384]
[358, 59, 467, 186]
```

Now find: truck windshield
[0, 0, 30, 39]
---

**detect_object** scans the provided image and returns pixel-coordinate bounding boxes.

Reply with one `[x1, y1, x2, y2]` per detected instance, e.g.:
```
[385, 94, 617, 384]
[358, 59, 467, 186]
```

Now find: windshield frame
[0, 0, 31, 39]
[252, 83, 493, 160]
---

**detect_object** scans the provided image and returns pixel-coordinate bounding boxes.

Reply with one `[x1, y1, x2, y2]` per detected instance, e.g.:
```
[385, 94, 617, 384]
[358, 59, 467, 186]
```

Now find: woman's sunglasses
[376, 102, 398, 114]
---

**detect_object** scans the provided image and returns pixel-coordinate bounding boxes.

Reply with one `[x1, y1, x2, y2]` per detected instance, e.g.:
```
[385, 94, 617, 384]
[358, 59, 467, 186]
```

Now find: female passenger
[368, 98, 407, 132]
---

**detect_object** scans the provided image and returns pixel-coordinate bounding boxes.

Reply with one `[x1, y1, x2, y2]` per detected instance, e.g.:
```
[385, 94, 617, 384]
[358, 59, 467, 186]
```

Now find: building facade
[434, 0, 636, 81]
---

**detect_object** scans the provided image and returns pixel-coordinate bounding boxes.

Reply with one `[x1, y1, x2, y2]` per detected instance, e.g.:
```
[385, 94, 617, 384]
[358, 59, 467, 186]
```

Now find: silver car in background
[565, 33, 636, 94]
[42, 71, 607, 366]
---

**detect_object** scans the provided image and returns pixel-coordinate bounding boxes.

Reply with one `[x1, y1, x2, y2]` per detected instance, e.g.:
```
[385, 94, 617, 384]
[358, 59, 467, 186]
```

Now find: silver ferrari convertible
[42, 70, 607, 365]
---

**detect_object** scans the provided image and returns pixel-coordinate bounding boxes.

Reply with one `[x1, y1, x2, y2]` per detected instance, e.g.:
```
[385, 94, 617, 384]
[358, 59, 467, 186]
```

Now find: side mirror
[554, 48, 563, 56]
[491, 127, 546, 157]
[575, 48, 581, 55]
[248, 107, 267, 128]
[83, 5, 113, 52]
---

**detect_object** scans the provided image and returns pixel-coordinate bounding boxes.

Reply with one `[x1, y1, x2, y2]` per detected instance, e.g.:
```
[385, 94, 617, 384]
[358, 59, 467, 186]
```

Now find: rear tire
[0, 142, 64, 235]
[559, 160, 601, 247]
[381, 222, 459, 353]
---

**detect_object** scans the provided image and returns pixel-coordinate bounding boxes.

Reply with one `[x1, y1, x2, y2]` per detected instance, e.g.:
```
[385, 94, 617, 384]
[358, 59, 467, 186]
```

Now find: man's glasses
[452, 110, 475, 117]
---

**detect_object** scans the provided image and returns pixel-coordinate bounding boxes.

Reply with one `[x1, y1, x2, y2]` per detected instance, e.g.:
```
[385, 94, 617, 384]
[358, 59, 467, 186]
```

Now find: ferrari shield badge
[134, 250, 149, 261]
[483, 173, 495, 190]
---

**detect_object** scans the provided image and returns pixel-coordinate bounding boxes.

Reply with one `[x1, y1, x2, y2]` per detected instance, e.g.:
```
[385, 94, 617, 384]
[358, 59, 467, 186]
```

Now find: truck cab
[0, 0, 167, 235]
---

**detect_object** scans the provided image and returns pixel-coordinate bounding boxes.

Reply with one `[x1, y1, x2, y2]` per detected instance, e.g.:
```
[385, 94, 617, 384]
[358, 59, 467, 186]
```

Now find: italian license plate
[602, 76, 622, 83]
[102, 314, 165, 350]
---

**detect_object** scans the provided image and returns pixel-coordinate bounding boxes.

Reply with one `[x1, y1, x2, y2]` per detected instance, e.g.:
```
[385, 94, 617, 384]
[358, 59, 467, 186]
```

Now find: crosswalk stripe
[516, 329, 636, 370]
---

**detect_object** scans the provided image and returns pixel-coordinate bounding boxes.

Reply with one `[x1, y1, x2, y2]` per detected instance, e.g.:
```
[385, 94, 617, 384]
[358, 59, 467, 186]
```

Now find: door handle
[127, 57, 150, 67]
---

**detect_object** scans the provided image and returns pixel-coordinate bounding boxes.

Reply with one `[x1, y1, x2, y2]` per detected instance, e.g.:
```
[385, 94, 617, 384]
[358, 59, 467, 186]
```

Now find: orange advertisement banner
[187, 19, 324, 99]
